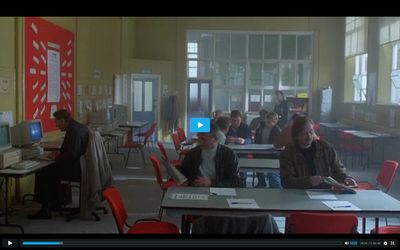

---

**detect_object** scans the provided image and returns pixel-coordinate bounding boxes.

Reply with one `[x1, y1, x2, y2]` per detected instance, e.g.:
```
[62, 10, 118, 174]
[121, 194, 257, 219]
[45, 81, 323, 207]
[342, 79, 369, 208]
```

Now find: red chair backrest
[157, 142, 169, 161]
[285, 212, 358, 233]
[176, 128, 187, 142]
[149, 155, 163, 186]
[143, 122, 157, 144]
[102, 187, 128, 234]
[170, 133, 181, 152]
[376, 160, 399, 192]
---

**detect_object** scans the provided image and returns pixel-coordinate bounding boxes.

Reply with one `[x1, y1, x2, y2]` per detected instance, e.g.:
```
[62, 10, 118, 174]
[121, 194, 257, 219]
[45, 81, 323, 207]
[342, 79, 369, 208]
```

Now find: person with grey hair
[280, 116, 357, 189]
[28, 109, 89, 219]
[180, 123, 239, 187]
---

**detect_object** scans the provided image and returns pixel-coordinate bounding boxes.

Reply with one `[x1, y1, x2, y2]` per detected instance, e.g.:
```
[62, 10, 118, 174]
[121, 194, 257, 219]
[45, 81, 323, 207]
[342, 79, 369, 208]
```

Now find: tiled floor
[1, 142, 399, 234]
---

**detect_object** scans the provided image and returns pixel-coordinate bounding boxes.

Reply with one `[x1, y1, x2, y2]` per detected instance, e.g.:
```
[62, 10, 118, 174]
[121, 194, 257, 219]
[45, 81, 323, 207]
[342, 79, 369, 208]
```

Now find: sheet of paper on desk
[322, 201, 360, 211]
[210, 188, 237, 196]
[227, 198, 259, 209]
[306, 190, 337, 200]
[170, 193, 208, 201]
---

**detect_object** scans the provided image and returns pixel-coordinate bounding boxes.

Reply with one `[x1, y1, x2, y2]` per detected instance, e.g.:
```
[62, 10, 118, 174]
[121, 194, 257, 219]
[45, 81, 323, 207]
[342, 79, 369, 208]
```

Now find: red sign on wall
[24, 17, 74, 133]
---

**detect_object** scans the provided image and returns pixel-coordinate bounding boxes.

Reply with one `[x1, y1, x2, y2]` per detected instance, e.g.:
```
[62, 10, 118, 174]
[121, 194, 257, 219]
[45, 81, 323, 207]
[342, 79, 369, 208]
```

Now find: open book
[159, 157, 187, 185]
[322, 176, 357, 194]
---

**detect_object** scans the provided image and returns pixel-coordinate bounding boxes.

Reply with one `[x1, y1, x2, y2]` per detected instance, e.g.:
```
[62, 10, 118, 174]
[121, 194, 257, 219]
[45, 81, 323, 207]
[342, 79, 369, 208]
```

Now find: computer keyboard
[11, 160, 41, 170]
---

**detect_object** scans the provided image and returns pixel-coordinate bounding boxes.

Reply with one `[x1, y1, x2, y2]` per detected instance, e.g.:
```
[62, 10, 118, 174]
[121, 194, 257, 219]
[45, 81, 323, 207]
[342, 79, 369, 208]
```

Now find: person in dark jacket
[274, 90, 290, 129]
[28, 109, 89, 219]
[254, 112, 281, 188]
[280, 116, 357, 189]
[180, 123, 239, 187]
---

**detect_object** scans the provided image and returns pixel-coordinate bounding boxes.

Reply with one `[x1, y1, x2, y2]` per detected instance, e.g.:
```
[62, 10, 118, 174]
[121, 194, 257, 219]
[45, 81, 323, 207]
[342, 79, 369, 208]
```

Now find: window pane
[280, 63, 295, 87]
[189, 83, 198, 111]
[263, 63, 278, 87]
[248, 89, 262, 112]
[198, 33, 214, 59]
[229, 63, 245, 87]
[297, 63, 311, 88]
[264, 34, 279, 59]
[198, 61, 212, 79]
[214, 62, 229, 86]
[281, 35, 296, 59]
[215, 33, 230, 59]
[230, 91, 244, 111]
[249, 63, 262, 86]
[200, 83, 209, 114]
[231, 34, 246, 59]
[187, 42, 198, 53]
[249, 34, 263, 59]
[297, 35, 312, 60]
[214, 88, 229, 111]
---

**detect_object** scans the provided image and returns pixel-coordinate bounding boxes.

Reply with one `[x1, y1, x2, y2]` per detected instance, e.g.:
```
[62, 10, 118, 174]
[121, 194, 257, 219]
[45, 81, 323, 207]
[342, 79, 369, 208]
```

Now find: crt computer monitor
[0, 121, 12, 151]
[11, 119, 43, 146]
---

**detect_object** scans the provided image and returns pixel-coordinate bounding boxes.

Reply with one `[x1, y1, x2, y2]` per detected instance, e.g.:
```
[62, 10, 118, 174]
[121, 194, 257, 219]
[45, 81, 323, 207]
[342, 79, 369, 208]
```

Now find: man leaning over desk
[28, 109, 89, 219]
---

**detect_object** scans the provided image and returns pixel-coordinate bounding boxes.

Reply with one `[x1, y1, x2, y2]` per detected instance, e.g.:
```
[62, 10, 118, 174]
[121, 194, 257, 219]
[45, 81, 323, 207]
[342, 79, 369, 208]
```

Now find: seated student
[28, 109, 89, 219]
[254, 112, 281, 188]
[225, 110, 252, 145]
[249, 109, 269, 140]
[280, 116, 357, 189]
[180, 123, 240, 187]
[215, 116, 231, 145]
[273, 113, 302, 149]
[211, 109, 224, 123]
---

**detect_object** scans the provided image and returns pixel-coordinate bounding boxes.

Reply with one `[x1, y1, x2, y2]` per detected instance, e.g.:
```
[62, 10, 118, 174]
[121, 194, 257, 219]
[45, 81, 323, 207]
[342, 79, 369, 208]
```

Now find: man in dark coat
[28, 109, 89, 219]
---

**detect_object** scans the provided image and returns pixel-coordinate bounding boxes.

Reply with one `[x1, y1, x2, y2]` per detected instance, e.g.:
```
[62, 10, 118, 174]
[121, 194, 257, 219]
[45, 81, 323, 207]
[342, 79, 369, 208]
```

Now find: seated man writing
[180, 123, 240, 187]
[280, 116, 357, 189]
[28, 109, 89, 219]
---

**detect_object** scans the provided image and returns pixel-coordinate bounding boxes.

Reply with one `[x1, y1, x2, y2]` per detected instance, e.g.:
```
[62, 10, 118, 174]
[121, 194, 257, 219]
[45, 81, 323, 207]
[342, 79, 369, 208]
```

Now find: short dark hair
[216, 116, 230, 130]
[53, 109, 71, 122]
[230, 110, 242, 118]
[259, 109, 268, 116]
[291, 116, 314, 140]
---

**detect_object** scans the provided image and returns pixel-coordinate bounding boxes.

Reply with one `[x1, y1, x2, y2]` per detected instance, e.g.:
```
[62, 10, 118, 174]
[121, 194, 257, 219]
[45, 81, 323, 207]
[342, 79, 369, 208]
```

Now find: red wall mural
[24, 17, 74, 133]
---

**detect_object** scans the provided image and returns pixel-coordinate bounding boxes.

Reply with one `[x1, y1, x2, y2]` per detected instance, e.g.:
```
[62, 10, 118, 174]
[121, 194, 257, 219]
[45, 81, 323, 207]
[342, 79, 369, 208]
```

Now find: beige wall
[133, 17, 344, 132]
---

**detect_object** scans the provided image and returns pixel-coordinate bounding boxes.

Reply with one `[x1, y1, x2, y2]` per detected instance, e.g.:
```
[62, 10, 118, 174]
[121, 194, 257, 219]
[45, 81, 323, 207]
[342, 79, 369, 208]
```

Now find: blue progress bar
[22, 241, 63, 246]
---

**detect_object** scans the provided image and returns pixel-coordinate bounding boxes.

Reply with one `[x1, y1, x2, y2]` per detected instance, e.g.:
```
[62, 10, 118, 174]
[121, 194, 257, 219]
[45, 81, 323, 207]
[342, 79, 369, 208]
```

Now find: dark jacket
[56, 119, 89, 181]
[226, 122, 252, 145]
[274, 100, 289, 128]
[280, 139, 348, 189]
[254, 123, 281, 144]
[180, 144, 240, 187]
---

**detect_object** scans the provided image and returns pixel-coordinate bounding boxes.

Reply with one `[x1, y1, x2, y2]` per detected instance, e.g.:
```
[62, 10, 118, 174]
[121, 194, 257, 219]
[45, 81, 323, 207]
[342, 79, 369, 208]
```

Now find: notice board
[24, 17, 74, 133]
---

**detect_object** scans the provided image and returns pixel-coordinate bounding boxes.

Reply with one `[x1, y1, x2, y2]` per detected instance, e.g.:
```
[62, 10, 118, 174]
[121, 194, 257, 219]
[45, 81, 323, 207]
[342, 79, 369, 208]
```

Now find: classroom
[0, 17, 399, 238]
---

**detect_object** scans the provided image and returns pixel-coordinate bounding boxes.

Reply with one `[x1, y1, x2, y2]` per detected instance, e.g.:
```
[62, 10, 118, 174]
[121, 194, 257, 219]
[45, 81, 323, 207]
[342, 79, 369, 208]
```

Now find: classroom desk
[161, 187, 400, 234]
[0, 160, 55, 233]
[119, 121, 149, 143]
[343, 130, 399, 167]
[227, 144, 282, 159]
[238, 158, 279, 173]
[320, 122, 354, 146]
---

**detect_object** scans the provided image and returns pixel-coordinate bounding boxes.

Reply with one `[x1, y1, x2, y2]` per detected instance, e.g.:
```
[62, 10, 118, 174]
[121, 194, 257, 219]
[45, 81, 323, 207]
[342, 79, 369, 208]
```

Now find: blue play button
[189, 118, 210, 133]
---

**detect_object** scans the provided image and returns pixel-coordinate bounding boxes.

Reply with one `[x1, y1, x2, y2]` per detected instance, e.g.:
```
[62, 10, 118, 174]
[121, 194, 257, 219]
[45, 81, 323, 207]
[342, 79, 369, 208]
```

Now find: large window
[391, 43, 400, 104]
[353, 54, 368, 102]
[345, 17, 367, 57]
[187, 31, 313, 112]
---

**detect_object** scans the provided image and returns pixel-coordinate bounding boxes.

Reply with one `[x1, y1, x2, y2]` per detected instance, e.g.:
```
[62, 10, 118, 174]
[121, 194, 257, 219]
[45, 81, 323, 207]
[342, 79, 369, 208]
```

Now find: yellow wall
[0, 17, 123, 207]
[377, 43, 392, 104]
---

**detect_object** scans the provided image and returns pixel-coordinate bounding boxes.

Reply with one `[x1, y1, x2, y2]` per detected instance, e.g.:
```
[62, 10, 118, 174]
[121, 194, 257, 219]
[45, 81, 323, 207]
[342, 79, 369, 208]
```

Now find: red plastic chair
[285, 212, 358, 234]
[171, 133, 190, 160]
[149, 155, 180, 219]
[135, 122, 158, 152]
[102, 186, 179, 234]
[357, 160, 399, 193]
[176, 127, 194, 148]
[157, 142, 182, 168]
[338, 129, 369, 169]
[370, 225, 400, 234]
